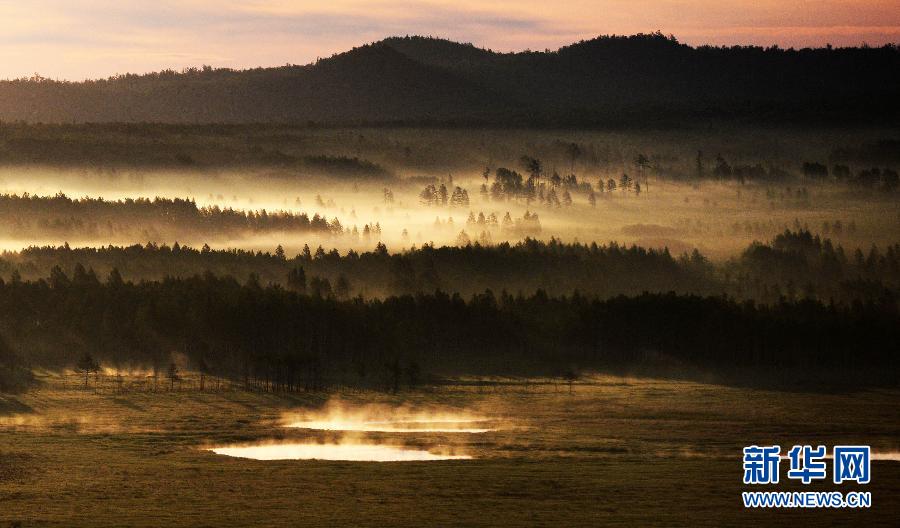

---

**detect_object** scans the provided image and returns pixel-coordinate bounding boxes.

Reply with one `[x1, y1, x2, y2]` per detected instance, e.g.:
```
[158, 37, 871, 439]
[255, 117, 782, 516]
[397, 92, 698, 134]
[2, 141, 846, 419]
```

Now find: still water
[209, 443, 472, 461]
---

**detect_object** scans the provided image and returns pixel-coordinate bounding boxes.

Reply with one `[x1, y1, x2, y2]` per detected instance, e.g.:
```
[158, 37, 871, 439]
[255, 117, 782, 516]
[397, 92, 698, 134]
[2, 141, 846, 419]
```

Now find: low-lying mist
[0, 125, 897, 258]
[210, 398, 491, 461]
[0, 165, 896, 262]
[282, 398, 500, 433]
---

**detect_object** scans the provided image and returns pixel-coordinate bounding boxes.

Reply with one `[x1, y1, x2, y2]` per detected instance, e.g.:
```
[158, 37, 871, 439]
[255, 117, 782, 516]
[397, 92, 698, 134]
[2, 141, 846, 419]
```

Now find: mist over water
[282, 399, 499, 434]
[194, 400, 494, 461]
[287, 419, 494, 433]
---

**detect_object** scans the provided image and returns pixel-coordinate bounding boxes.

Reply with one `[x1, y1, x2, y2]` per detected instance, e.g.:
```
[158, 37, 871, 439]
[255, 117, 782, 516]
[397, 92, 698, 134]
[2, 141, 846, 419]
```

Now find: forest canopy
[3, 232, 896, 305]
[0, 268, 896, 390]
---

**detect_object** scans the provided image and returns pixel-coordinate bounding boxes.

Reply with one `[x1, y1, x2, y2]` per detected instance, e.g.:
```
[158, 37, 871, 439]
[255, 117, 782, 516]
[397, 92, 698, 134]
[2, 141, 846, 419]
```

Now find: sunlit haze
[283, 399, 499, 433]
[1, 0, 897, 80]
[0, 2, 898, 525]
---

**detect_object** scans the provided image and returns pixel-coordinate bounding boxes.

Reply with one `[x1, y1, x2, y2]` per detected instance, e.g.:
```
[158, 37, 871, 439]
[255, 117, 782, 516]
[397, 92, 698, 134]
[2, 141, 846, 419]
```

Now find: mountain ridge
[0, 33, 897, 125]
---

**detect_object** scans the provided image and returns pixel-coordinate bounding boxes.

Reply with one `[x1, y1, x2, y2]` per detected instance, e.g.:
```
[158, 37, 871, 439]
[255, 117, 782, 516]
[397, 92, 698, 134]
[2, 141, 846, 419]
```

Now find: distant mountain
[0, 33, 897, 125]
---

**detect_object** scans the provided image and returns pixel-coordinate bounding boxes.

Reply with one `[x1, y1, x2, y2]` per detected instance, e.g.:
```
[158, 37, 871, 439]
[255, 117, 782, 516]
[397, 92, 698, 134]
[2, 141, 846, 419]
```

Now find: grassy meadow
[1, 372, 898, 527]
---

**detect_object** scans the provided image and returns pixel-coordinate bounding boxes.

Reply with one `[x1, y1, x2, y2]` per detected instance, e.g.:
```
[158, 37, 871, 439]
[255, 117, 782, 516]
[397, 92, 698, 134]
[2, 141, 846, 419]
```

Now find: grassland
[1, 372, 898, 527]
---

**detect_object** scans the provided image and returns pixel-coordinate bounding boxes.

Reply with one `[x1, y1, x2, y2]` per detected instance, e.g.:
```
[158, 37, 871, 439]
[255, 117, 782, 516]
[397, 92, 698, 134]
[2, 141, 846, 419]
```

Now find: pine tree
[287, 266, 307, 294]
[75, 352, 100, 389]
[167, 362, 179, 391]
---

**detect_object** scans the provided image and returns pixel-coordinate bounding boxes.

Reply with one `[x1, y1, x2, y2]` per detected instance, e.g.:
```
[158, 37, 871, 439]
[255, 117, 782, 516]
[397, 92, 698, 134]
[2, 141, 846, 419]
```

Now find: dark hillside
[0, 34, 896, 125]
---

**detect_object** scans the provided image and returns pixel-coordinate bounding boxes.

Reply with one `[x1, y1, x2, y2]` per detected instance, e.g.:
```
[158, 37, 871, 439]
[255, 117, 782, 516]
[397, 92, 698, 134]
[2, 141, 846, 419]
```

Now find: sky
[1, 0, 898, 80]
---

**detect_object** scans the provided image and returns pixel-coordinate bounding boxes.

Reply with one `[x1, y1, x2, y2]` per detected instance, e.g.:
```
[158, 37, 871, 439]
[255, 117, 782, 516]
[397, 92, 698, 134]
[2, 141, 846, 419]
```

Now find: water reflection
[209, 443, 472, 461]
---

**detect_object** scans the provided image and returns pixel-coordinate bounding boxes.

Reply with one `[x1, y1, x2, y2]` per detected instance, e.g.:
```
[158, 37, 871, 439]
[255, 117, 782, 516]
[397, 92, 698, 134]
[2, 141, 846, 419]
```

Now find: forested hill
[0, 33, 897, 125]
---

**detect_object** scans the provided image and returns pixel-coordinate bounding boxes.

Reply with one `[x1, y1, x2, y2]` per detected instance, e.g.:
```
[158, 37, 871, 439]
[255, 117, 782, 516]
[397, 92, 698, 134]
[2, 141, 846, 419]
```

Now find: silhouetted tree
[167, 362, 179, 391]
[287, 266, 307, 294]
[75, 352, 100, 389]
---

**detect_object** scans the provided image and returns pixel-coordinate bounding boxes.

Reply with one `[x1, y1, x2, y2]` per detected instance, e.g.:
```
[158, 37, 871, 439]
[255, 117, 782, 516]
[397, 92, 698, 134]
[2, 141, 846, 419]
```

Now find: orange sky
[1, 0, 898, 80]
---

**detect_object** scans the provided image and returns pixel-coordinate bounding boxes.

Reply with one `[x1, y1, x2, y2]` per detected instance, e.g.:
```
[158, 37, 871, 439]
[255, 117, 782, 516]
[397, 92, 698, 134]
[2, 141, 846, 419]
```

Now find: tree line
[2, 231, 897, 305]
[0, 193, 341, 240]
[0, 269, 895, 394]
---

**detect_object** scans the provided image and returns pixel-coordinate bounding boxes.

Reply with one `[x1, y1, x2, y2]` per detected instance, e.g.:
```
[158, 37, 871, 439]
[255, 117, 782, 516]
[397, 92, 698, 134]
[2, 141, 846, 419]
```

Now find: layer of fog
[0, 165, 896, 261]
[0, 412, 154, 434]
[283, 398, 499, 433]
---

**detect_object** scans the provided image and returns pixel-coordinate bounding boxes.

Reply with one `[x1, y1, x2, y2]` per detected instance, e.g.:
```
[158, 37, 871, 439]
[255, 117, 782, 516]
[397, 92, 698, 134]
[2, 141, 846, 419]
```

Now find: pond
[209, 442, 473, 461]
